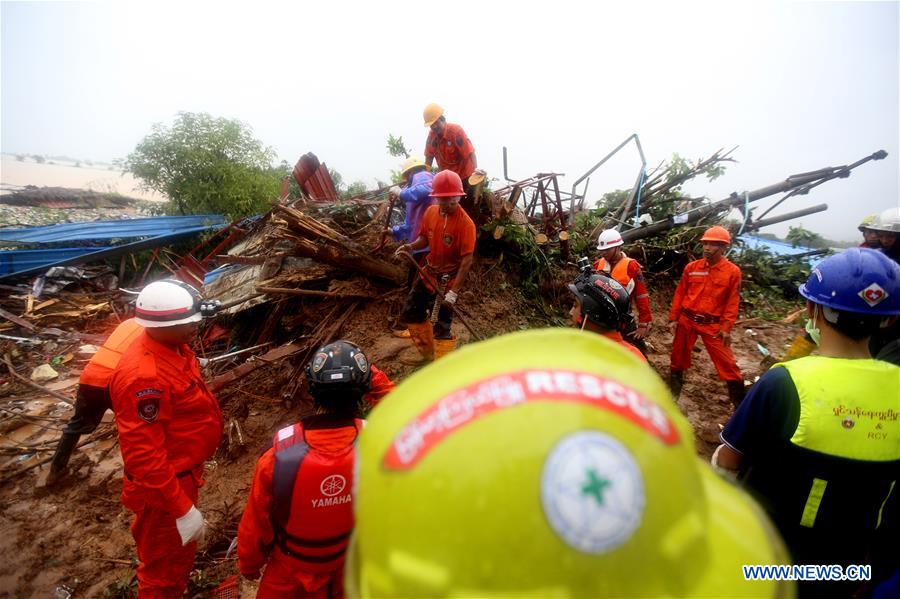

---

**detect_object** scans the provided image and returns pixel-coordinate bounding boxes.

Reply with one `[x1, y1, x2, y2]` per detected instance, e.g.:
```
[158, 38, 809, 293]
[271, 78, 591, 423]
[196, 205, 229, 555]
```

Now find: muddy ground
[0, 261, 800, 598]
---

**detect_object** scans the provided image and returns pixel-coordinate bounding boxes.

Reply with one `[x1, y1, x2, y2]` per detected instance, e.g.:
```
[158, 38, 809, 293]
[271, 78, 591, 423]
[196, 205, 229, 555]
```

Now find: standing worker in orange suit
[238, 341, 371, 598]
[395, 170, 477, 362]
[110, 280, 223, 598]
[594, 229, 654, 356]
[422, 103, 479, 216]
[45, 317, 144, 485]
[668, 226, 745, 407]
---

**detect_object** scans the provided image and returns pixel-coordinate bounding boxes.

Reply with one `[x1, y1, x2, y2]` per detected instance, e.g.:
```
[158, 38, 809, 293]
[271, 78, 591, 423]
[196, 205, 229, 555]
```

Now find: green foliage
[327, 167, 370, 199]
[734, 245, 820, 319]
[483, 220, 552, 299]
[785, 225, 826, 249]
[386, 134, 411, 159]
[123, 112, 280, 219]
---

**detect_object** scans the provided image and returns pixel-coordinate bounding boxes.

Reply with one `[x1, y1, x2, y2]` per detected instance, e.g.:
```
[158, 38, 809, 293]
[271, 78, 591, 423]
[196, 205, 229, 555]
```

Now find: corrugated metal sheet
[0, 247, 112, 275]
[0, 220, 227, 279]
[0, 215, 227, 244]
[292, 152, 338, 202]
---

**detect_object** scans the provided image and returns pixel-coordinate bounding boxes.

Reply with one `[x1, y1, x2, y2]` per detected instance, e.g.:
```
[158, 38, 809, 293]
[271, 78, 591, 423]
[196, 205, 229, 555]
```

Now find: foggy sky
[2, 0, 897, 241]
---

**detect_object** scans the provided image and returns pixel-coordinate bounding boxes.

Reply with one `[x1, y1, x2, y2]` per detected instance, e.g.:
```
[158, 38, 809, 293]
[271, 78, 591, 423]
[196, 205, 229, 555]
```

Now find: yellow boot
[782, 333, 816, 362]
[406, 322, 435, 362]
[434, 337, 457, 360]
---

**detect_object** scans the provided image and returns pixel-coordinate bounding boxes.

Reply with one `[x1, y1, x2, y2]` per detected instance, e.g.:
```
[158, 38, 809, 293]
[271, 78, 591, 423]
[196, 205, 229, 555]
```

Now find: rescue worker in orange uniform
[46, 317, 144, 484]
[238, 340, 372, 598]
[422, 103, 478, 217]
[395, 170, 476, 362]
[110, 280, 223, 598]
[568, 269, 647, 363]
[593, 228, 653, 356]
[668, 226, 745, 407]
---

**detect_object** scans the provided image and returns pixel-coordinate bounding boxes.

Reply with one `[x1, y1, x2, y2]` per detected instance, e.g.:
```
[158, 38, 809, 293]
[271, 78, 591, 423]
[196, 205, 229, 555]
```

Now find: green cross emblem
[581, 468, 611, 506]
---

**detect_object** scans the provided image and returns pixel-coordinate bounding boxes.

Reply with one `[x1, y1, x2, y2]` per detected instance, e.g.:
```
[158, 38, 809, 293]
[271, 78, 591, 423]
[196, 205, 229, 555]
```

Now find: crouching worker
[238, 340, 371, 598]
[568, 271, 647, 363]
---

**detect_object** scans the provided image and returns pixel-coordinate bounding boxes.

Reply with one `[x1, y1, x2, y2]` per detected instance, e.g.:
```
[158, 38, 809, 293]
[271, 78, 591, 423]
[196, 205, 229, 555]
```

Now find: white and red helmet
[134, 280, 203, 328]
[596, 228, 624, 250]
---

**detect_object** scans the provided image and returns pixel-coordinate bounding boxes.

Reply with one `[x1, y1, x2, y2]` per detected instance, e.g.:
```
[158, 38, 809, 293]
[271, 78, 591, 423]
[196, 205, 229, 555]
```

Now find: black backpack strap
[271, 439, 309, 531]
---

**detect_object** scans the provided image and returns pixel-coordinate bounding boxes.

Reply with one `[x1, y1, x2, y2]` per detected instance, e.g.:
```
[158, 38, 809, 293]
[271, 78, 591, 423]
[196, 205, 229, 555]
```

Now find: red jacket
[425, 122, 476, 180]
[593, 254, 653, 324]
[669, 257, 742, 333]
[238, 417, 361, 577]
[110, 331, 223, 517]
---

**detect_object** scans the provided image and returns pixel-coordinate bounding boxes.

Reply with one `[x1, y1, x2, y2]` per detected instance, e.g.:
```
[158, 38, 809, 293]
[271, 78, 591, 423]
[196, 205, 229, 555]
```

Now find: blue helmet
[799, 248, 900, 316]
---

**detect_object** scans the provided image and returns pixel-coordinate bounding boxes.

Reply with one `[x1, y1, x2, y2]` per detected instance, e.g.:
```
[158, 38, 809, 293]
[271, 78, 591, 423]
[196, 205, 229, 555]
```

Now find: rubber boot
[434, 337, 457, 360]
[726, 380, 746, 409]
[406, 322, 435, 362]
[669, 370, 685, 398]
[46, 432, 80, 485]
[782, 333, 816, 362]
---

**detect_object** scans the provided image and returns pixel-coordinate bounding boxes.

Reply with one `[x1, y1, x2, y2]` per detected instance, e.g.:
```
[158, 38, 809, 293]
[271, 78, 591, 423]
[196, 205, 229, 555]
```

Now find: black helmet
[306, 340, 373, 402]
[568, 274, 634, 332]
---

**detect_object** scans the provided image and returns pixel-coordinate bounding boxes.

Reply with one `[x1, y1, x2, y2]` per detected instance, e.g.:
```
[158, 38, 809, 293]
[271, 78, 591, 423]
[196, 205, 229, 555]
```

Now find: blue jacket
[392, 171, 435, 254]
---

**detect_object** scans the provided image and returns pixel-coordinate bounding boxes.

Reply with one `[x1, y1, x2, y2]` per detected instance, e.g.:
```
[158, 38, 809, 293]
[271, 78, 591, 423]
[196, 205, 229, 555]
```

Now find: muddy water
[0, 155, 167, 202]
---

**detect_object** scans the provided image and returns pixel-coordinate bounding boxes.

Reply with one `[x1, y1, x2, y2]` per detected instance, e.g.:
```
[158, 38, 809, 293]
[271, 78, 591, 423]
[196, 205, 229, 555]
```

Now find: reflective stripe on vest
[776, 357, 900, 531]
[271, 421, 358, 571]
[778, 356, 899, 462]
[79, 319, 144, 388]
[596, 256, 636, 296]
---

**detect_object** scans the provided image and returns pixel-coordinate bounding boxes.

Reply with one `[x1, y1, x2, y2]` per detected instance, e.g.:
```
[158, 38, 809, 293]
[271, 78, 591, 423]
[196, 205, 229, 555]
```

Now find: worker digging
[1, 97, 898, 599]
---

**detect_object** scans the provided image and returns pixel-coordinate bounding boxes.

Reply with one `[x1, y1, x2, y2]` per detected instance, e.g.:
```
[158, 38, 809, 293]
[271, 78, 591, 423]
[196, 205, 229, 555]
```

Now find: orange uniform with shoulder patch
[110, 331, 223, 598]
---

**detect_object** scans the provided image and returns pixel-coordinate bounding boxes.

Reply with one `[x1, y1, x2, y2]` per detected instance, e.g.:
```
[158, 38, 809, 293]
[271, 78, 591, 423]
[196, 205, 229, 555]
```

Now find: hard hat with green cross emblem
[347, 329, 792, 598]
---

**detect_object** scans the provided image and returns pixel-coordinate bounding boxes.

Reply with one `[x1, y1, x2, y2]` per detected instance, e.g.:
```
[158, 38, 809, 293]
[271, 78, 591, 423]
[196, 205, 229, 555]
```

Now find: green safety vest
[742, 356, 899, 565]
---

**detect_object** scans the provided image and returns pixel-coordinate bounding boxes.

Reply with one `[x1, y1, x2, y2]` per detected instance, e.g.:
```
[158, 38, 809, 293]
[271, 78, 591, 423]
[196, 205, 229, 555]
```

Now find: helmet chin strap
[580, 316, 588, 331]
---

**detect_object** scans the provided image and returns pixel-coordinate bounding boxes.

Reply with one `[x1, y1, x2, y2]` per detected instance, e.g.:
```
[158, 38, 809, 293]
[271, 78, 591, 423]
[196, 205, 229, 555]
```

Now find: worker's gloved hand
[633, 322, 651, 340]
[444, 290, 458, 305]
[175, 505, 206, 546]
[389, 185, 402, 197]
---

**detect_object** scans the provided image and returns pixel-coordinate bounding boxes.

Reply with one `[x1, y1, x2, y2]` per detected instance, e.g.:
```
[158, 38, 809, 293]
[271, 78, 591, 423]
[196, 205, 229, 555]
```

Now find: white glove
[444, 290, 458, 305]
[176, 505, 206, 546]
[389, 185, 402, 197]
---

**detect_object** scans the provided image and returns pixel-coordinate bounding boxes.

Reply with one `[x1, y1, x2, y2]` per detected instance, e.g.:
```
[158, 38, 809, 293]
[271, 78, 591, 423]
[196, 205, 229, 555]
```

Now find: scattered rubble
[0, 144, 890, 596]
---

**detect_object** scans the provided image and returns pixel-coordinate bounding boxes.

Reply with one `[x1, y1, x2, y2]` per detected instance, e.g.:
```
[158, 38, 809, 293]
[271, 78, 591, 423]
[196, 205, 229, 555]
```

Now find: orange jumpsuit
[238, 418, 360, 598]
[110, 332, 223, 599]
[668, 257, 742, 381]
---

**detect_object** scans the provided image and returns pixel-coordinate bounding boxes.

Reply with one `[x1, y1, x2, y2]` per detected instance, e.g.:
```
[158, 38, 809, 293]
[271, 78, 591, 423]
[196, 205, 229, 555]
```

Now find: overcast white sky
[2, 0, 898, 240]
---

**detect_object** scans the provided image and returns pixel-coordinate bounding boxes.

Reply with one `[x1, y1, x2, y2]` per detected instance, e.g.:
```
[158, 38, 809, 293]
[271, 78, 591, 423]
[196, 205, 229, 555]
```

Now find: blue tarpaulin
[738, 234, 824, 266]
[0, 215, 226, 244]
[0, 215, 227, 279]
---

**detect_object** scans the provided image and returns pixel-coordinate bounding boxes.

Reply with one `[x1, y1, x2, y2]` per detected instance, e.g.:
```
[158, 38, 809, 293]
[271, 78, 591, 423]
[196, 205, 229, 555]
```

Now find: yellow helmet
[423, 102, 444, 127]
[348, 329, 793, 598]
[400, 155, 426, 176]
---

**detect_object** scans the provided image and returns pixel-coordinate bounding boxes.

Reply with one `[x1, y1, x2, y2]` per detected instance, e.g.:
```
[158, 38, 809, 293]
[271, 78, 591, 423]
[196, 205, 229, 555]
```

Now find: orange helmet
[700, 226, 732, 244]
[430, 170, 465, 198]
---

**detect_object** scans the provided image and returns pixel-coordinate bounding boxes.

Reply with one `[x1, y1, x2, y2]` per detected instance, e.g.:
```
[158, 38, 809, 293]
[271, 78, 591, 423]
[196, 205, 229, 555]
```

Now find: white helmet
[596, 228, 624, 250]
[134, 280, 203, 328]
[870, 207, 900, 234]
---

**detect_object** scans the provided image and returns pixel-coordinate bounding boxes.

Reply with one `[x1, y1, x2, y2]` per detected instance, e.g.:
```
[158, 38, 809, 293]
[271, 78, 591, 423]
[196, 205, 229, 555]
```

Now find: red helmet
[430, 170, 465, 198]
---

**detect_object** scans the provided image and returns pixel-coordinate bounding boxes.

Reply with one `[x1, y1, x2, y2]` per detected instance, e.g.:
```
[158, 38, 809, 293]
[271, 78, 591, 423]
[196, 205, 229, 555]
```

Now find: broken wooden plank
[255, 286, 375, 299]
[0, 307, 37, 332]
[208, 343, 304, 393]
